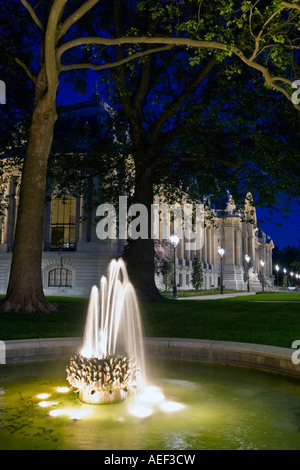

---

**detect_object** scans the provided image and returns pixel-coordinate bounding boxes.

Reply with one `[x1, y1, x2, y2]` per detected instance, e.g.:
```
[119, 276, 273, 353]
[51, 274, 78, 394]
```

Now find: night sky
[257, 207, 300, 250]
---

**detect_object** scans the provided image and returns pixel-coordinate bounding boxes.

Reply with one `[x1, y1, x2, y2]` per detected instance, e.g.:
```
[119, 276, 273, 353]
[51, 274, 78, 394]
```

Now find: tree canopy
[0, 0, 299, 308]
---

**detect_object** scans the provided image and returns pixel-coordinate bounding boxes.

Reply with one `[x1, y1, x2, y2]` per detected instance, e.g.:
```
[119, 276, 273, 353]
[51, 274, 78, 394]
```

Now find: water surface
[0, 358, 300, 450]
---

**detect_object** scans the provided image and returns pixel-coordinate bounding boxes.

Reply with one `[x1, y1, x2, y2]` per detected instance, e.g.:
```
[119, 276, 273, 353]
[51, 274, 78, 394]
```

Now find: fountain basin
[1, 356, 300, 450]
[3, 337, 300, 379]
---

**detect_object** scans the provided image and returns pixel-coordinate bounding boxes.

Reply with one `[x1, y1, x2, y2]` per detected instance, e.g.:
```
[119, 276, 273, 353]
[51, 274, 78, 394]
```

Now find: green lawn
[0, 293, 299, 348]
[0, 296, 89, 341]
[141, 293, 300, 349]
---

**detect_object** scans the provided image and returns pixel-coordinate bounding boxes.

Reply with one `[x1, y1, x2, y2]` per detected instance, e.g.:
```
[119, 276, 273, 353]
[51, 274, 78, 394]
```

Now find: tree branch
[111, 0, 134, 118]
[56, 36, 230, 61]
[248, 6, 285, 62]
[150, 56, 217, 145]
[281, 1, 300, 11]
[132, 44, 152, 110]
[0, 44, 36, 83]
[20, 0, 44, 31]
[57, 35, 300, 109]
[45, 0, 68, 99]
[58, 0, 99, 39]
[14, 57, 37, 83]
[132, 8, 161, 110]
[61, 45, 173, 71]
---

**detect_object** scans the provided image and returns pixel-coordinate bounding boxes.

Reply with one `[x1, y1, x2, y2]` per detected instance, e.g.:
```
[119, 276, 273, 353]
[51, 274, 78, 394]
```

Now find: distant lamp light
[170, 234, 179, 299]
[245, 255, 250, 292]
[218, 246, 225, 258]
[260, 260, 265, 292]
[170, 234, 179, 248]
[218, 246, 225, 294]
[283, 268, 287, 290]
[275, 264, 280, 287]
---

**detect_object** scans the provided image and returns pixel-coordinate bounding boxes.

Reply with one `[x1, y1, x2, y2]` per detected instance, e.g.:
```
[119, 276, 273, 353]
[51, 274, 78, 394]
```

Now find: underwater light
[138, 386, 165, 404]
[38, 400, 57, 408]
[129, 403, 153, 418]
[159, 401, 185, 412]
[36, 393, 50, 399]
[48, 409, 65, 417]
[48, 408, 91, 420]
[56, 387, 70, 393]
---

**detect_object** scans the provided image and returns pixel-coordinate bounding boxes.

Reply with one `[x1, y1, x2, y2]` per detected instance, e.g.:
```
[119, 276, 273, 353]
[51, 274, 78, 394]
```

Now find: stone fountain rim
[2, 336, 300, 379]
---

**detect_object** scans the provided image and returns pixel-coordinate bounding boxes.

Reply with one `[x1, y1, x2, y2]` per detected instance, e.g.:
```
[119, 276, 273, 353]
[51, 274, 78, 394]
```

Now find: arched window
[50, 197, 76, 250]
[48, 267, 72, 288]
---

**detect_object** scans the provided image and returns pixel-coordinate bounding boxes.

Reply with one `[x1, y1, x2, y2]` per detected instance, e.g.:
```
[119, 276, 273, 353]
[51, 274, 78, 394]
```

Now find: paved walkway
[177, 292, 256, 300]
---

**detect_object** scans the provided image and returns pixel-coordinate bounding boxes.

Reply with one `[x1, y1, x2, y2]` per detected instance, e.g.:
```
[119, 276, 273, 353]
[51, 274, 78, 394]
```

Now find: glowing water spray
[66, 258, 147, 404]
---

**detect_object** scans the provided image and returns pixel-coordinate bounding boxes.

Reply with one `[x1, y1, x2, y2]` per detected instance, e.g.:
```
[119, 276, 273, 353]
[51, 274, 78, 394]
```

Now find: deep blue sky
[57, 75, 299, 251]
[256, 207, 300, 249]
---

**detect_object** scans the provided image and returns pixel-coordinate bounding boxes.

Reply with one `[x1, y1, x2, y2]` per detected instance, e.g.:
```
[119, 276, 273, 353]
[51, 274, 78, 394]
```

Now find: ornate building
[0, 173, 274, 296]
[154, 193, 274, 292]
[0, 99, 274, 296]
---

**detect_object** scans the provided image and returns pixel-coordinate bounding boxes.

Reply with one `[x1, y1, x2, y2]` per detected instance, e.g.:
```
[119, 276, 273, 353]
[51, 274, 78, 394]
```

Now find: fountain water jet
[66, 258, 147, 404]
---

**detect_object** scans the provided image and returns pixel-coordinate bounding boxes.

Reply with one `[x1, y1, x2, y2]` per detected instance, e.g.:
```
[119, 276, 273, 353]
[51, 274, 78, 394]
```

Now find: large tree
[78, 0, 300, 300]
[0, 0, 170, 312]
[0, 0, 299, 310]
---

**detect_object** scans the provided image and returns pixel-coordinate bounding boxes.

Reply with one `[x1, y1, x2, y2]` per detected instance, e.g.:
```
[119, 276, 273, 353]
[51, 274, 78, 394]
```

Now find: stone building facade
[154, 193, 274, 292]
[0, 169, 274, 297]
[0, 99, 274, 297]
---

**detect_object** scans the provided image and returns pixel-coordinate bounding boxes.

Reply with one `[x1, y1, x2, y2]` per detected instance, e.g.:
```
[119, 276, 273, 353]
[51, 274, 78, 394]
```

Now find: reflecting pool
[0, 358, 300, 450]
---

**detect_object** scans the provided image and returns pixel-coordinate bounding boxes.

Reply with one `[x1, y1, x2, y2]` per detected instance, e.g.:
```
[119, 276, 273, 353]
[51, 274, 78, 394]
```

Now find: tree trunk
[0, 69, 58, 313]
[125, 158, 162, 302]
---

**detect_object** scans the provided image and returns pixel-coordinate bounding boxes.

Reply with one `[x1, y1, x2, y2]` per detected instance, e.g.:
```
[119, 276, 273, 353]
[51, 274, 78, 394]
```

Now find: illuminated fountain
[66, 258, 147, 405]
[3, 258, 300, 449]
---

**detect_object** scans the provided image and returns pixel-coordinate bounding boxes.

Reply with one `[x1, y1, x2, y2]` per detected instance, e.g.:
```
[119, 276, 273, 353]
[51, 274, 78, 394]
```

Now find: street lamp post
[275, 264, 279, 288]
[218, 246, 225, 294]
[245, 254, 250, 292]
[283, 268, 287, 290]
[260, 260, 265, 292]
[170, 234, 179, 299]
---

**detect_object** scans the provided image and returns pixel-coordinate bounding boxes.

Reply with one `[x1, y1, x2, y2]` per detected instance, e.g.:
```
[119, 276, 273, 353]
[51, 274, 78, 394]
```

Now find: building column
[222, 220, 236, 290]
[236, 228, 245, 290]
[249, 233, 256, 272]
[222, 219, 244, 291]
